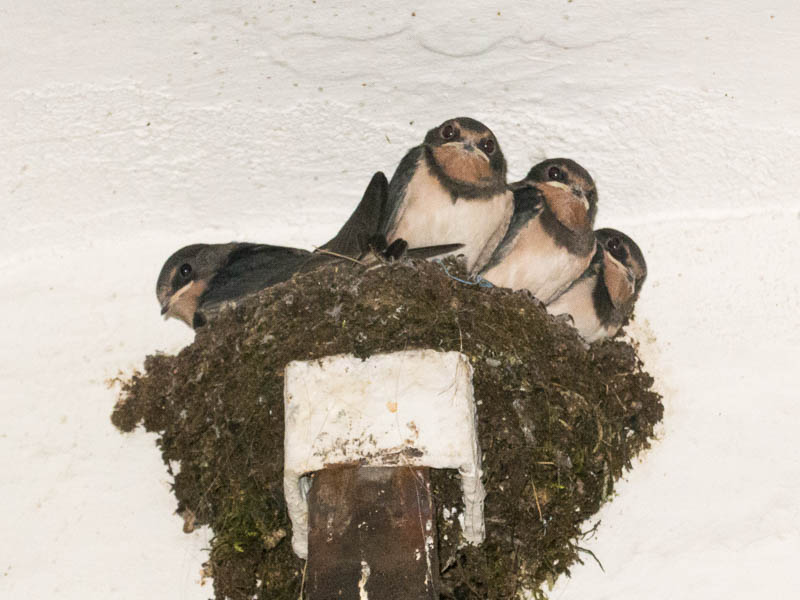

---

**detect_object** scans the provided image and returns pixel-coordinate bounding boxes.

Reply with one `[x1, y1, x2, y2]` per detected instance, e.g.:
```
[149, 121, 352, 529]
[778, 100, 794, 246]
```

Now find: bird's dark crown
[156, 243, 241, 301]
[156, 244, 207, 294]
[524, 158, 596, 200]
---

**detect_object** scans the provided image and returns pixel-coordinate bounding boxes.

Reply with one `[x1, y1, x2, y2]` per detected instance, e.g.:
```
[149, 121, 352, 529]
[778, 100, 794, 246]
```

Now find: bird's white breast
[481, 218, 593, 304]
[389, 158, 512, 273]
[546, 275, 611, 342]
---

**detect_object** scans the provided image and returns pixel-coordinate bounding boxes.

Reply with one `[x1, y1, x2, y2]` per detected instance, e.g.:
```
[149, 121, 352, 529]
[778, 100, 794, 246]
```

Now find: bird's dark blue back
[381, 146, 423, 236]
[200, 244, 312, 307]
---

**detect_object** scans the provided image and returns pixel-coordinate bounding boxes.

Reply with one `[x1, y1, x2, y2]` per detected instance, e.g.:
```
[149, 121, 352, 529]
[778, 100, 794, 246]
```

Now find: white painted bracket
[283, 349, 486, 559]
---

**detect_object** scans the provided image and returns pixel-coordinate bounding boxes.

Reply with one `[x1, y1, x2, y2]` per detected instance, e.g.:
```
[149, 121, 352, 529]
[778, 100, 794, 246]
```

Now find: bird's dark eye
[441, 124, 455, 139]
[606, 237, 628, 261]
[479, 138, 495, 155]
[548, 166, 565, 181]
[179, 263, 192, 278]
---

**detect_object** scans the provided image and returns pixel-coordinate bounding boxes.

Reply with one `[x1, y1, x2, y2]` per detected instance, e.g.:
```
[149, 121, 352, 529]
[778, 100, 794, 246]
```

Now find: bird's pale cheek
[166, 280, 208, 327]
[432, 144, 493, 184]
[603, 253, 636, 309]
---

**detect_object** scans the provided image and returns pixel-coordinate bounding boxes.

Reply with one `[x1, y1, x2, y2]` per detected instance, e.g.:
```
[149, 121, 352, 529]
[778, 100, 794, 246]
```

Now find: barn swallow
[155, 242, 246, 327]
[380, 117, 513, 274]
[477, 158, 598, 304]
[546, 228, 647, 343]
[156, 174, 462, 329]
[158, 240, 461, 328]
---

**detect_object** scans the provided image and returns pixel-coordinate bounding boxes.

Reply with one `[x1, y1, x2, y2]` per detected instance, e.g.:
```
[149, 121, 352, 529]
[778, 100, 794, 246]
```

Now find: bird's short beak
[160, 281, 194, 320]
[442, 140, 490, 162]
[543, 181, 590, 210]
[157, 286, 172, 317]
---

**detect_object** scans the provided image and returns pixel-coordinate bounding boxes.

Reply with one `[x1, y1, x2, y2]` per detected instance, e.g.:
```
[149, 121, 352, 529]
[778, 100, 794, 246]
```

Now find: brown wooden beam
[306, 466, 440, 600]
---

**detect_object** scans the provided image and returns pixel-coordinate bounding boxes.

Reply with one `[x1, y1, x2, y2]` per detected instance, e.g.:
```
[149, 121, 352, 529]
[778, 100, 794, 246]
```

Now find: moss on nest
[113, 258, 662, 599]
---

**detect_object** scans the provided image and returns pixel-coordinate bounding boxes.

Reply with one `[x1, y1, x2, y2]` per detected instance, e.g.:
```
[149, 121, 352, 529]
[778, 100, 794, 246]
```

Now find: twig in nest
[530, 480, 544, 523]
[298, 560, 307, 600]
[312, 247, 365, 265]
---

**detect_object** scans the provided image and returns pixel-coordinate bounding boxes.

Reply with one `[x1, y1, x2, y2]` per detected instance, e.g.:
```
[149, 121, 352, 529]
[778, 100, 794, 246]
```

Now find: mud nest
[113, 258, 662, 599]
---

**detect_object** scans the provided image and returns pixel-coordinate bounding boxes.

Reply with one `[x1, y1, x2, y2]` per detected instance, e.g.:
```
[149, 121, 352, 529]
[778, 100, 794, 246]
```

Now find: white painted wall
[2, 2, 798, 598]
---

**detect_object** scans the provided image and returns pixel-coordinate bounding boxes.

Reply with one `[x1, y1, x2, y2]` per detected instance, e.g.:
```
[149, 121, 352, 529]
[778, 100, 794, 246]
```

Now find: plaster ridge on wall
[602, 205, 798, 228]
